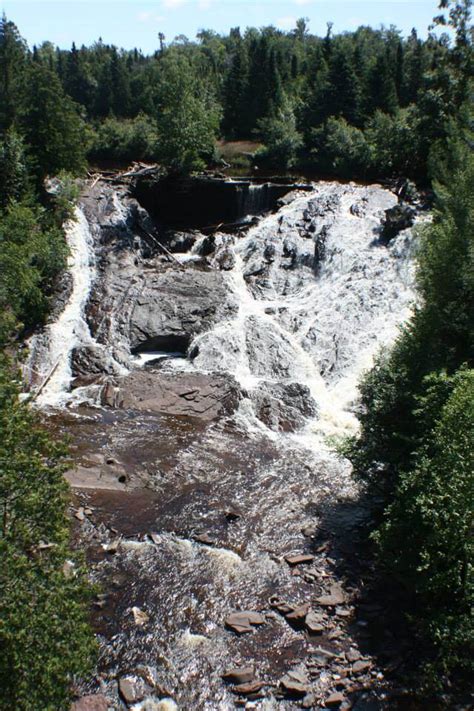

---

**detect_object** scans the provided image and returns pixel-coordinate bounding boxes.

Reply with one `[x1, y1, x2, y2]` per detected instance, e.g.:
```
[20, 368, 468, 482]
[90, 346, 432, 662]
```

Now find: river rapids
[26, 177, 418, 710]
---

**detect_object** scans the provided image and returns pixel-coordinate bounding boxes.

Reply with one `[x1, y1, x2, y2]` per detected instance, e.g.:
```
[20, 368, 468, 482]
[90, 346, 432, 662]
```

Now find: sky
[3, 0, 440, 53]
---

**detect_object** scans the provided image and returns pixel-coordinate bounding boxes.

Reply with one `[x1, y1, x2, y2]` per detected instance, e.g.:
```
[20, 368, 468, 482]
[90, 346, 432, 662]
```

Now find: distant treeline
[0, 10, 472, 177]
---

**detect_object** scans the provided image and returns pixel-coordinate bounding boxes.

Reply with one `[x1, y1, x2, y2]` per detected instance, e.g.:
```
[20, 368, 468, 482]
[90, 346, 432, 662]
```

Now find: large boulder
[102, 371, 241, 420]
[252, 381, 318, 431]
[380, 202, 416, 242]
[129, 268, 237, 354]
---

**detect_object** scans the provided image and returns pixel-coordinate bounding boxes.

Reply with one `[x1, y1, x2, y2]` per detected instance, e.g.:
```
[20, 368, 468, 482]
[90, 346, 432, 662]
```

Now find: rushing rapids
[27, 177, 419, 709]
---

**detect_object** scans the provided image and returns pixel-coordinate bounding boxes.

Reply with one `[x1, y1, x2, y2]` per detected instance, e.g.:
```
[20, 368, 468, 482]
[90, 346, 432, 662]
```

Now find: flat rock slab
[118, 676, 148, 705]
[70, 695, 109, 711]
[103, 371, 241, 420]
[232, 680, 266, 695]
[285, 554, 315, 566]
[305, 610, 325, 634]
[325, 691, 346, 707]
[286, 603, 311, 621]
[222, 667, 255, 684]
[225, 611, 266, 634]
[316, 585, 346, 606]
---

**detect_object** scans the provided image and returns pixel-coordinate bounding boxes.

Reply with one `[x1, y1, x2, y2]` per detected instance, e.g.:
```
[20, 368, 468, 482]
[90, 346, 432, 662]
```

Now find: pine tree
[0, 14, 27, 130]
[19, 63, 87, 181]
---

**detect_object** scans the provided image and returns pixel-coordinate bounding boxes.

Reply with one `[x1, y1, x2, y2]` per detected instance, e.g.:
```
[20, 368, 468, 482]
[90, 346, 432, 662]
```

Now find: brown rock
[305, 610, 325, 634]
[316, 585, 345, 606]
[70, 695, 109, 711]
[222, 667, 255, 684]
[118, 676, 147, 705]
[285, 554, 315, 566]
[225, 611, 265, 634]
[352, 660, 372, 674]
[194, 532, 214, 545]
[286, 603, 310, 621]
[325, 691, 345, 707]
[269, 597, 295, 615]
[232, 680, 266, 695]
[345, 648, 361, 663]
[280, 673, 309, 697]
[131, 606, 149, 626]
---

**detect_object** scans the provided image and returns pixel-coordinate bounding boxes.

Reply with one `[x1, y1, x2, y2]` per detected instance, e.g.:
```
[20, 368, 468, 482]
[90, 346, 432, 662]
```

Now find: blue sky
[3, 1, 439, 52]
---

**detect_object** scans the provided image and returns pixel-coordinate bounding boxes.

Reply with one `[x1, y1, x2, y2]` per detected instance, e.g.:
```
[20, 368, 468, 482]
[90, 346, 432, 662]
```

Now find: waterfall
[26, 207, 96, 407]
[189, 181, 417, 440]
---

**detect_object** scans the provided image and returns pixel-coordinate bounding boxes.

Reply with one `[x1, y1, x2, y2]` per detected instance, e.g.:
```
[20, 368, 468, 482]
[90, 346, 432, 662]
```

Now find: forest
[0, 1, 472, 709]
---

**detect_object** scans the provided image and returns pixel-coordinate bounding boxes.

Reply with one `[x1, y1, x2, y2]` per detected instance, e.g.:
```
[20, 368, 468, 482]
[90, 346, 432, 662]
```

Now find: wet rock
[316, 585, 345, 606]
[285, 554, 315, 566]
[129, 268, 236, 353]
[103, 371, 241, 421]
[345, 648, 361, 663]
[167, 231, 198, 253]
[102, 539, 120, 554]
[380, 202, 415, 242]
[225, 611, 265, 634]
[195, 233, 215, 256]
[222, 667, 255, 684]
[325, 691, 346, 707]
[286, 603, 311, 622]
[252, 381, 318, 432]
[70, 694, 109, 711]
[231, 680, 266, 696]
[71, 345, 117, 379]
[352, 660, 372, 675]
[280, 671, 309, 697]
[74, 507, 86, 521]
[224, 509, 241, 522]
[131, 606, 150, 626]
[302, 692, 317, 708]
[269, 597, 295, 615]
[118, 676, 147, 705]
[214, 248, 236, 271]
[305, 611, 325, 634]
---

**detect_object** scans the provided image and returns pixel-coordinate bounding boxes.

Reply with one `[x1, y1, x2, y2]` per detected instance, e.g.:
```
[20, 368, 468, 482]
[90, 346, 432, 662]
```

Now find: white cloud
[276, 16, 297, 31]
[137, 11, 165, 22]
[198, 0, 212, 9]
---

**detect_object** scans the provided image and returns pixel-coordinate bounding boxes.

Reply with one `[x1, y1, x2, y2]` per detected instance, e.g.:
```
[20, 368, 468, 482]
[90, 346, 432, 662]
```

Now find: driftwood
[141, 229, 184, 269]
[31, 360, 60, 402]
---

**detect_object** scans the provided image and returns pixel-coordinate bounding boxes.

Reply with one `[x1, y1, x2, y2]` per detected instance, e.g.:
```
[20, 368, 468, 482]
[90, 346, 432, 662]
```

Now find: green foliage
[0, 201, 68, 337]
[256, 99, 303, 169]
[344, 106, 474, 682]
[155, 53, 220, 174]
[0, 13, 27, 131]
[375, 370, 473, 678]
[18, 63, 88, 182]
[309, 117, 370, 176]
[89, 113, 159, 164]
[0, 129, 29, 207]
[0, 356, 95, 710]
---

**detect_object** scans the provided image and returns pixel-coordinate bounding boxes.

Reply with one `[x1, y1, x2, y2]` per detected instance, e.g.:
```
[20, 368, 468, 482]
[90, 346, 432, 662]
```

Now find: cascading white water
[27, 207, 96, 407]
[188, 182, 417, 440]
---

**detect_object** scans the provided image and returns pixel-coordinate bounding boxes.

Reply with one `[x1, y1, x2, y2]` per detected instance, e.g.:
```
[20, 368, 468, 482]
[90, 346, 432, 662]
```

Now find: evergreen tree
[18, 63, 87, 181]
[0, 14, 27, 130]
[0, 129, 29, 207]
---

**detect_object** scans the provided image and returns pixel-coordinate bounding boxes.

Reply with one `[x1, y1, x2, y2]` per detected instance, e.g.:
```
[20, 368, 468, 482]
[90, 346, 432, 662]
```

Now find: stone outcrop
[102, 371, 241, 420]
[129, 269, 237, 354]
[251, 381, 318, 431]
